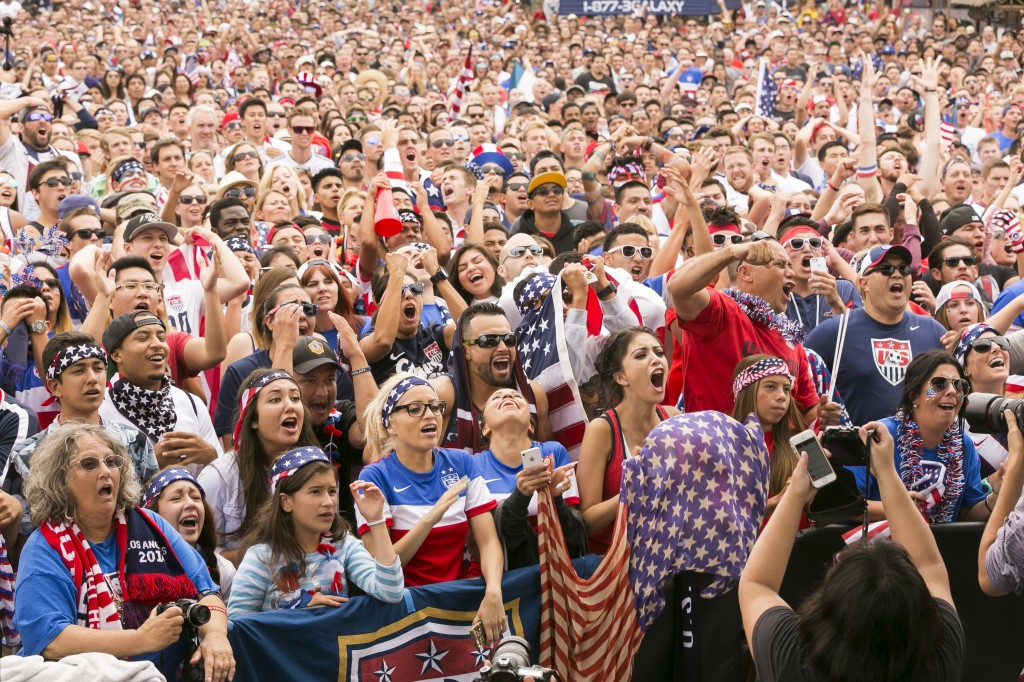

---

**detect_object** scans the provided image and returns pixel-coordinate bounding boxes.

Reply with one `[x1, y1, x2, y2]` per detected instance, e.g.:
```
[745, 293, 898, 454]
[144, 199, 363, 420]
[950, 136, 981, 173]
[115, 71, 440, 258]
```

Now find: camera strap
[827, 309, 850, 402]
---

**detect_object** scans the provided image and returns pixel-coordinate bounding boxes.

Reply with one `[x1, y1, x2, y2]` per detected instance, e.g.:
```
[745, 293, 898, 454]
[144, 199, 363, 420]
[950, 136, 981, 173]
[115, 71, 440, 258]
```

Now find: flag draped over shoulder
[755, 59, 778, 118]
[449, 46, 474, 117]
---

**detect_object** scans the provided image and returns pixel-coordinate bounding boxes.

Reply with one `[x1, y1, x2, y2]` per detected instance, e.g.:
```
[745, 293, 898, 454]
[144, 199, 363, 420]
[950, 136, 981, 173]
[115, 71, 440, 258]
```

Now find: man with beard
[722, 146, 755, 214]
[446, 303, 550, 452]
[877, 146, 909, 198]
[921, 206, 1019, 296]
[335, 141, 366, 191]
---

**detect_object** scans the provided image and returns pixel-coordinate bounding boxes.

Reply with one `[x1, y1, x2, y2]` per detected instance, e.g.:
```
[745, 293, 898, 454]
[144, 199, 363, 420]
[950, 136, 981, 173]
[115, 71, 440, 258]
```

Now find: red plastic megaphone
[374, 187, 402, 238]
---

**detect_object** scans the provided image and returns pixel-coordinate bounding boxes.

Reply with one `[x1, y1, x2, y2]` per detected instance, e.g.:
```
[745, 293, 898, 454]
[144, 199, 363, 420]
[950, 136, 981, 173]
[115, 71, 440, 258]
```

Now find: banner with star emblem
[227, 560, 597, 681]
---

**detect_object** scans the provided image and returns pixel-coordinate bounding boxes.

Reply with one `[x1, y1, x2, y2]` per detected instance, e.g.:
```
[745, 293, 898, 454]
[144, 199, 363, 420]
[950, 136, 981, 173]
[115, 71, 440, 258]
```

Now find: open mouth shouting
[280, 414, 299, 438]
[888, 279, 905, 300]
[402, 301, 417, 323]
[491, 353, 511, 377]
[420, 421, 438, 437]
[989, 355, 1007, 372]
[650, 367, 665, 392]
[936, 398, 959, 413]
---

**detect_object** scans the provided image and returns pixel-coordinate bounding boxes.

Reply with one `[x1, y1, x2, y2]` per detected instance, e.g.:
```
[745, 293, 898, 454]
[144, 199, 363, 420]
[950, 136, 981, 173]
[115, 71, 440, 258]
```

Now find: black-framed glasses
[465, 332, 517, 349]
[533, 186, 564, 198]
[928, 376, 970, 395]
[41, 176, 73, 188]
[712, 233, 744, 246]
[225, 187, 257, 199]
[179, 195, 207, 205]
[942, 255, 977, 267]
[233, 151, 260, 161]
[403, 282, 425, 296]
[393, 399, 447, 418]
[969, 336, 1009, 354]
[75, 454, 124, 471]
[430, 139, 455, 148]
[225, 121, 243, 130]
[291, 125, 315, 134]
[73, 229, 105, 240]
[25, 111, 53, 123]
[607, 245, 653, 259]
[133, 141, 148, 149]
[305, 234, 331, 245]
[784, 236, 824, 250]
[503, 244, 543, 261]
[868, 263, 913, 277]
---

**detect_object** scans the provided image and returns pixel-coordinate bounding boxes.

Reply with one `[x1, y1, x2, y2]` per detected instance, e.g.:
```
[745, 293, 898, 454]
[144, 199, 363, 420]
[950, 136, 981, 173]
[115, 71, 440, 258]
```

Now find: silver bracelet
[0, 321, 10, 337]
[365, 517, 387, 527]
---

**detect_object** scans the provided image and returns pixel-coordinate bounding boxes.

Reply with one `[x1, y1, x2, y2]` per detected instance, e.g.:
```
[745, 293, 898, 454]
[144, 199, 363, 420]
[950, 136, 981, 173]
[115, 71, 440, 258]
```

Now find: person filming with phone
[739, 420, 966, 682]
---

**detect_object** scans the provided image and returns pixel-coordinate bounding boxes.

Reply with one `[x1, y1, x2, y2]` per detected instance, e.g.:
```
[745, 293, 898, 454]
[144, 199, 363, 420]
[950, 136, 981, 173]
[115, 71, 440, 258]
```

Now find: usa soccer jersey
[474, 441, 580, 516]
[355, 448, 496, 587]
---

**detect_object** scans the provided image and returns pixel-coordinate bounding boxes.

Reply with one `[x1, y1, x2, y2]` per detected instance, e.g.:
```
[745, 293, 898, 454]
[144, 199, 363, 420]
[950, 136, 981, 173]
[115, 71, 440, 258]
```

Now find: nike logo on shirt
[393, 484, 412, 493]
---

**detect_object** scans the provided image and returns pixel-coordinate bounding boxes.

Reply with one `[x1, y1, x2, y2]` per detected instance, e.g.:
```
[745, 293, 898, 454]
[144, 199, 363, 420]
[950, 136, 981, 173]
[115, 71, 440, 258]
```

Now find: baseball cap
[58, 195, 100, 220]
[527, 171, 567, 196]
[292, 336, 341, 375]
[1001, 50, 1016, 60]
[103, 310, 165, 355]
[123, 213, 178, 242]
[935, 281, 984, 312]
[858, 244, 912, 275]
[115, 192, 158, 223]
[939, 204, 983, 236]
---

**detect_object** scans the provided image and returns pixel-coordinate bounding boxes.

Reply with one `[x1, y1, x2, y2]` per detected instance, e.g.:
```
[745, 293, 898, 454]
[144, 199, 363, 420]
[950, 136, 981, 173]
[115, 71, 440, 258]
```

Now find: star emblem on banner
[415, 640, 449, 674]
[373, 659, 396, 682]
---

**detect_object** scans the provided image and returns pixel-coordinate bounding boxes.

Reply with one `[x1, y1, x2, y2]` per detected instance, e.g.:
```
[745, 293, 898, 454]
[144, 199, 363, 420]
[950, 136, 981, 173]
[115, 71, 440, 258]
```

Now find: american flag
[514, 274, 588, 460]
[269, 446, 329, 489]
[940, 121, 956, 150]
[755, 59, 778, 118]
[448, 46, 474, 118]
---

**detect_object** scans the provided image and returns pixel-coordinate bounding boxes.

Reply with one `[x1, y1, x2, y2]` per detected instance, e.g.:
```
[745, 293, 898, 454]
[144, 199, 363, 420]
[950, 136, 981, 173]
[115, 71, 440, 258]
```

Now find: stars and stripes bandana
[954, 323, 998, 366]
[46, 343, 106, 380]
[233, 369, 297, 448]
[269, 446, 330, 489]
[110, 160, 145, 185]
[381, 376, 433, 429]
[731, 357, 792, 398]
[107, 373, 176, 444]
[143, 467, 205, 507]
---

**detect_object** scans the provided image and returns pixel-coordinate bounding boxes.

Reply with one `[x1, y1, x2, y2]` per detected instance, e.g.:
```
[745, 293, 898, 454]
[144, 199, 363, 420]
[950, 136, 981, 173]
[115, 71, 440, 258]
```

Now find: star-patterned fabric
[514, 273, 556, 318]
[380, 376, 432, 428]
[107, 373, 177, 444]
[731, 357, 792, 399]
[46, 344, 105, 381]
[232, 369, 297, 447]
[954, 323, 998, 366]
[269, 446, 330, 489]
[623, 411, 770, 630]
[143, 467, 205, 507]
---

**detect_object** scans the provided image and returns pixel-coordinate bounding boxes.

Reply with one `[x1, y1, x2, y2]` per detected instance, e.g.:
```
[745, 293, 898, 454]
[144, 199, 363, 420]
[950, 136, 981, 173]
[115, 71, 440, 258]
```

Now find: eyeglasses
[267, 111, 287, 118]
[942, 255, 977, 267]
[784, 236, 824, 250]
[867, 263, 913, 277]
[75, 454, 124, 471]
[73, 229, 105, 240]
[506, 182, 528, 193]
[607, 245, 653, 259]
[115, 280, 162, 293]
[341, 152, 365, 162]
[927, 376, 970, 395]
[1, 178, 18, 188]
[233, 151, 260, 161]
[305, 234, 331, 245]
[969, 336, 1009, 354]
[430, 139, 455, 148]
[225, 187, 257, 199]
[41, 176, 73, 188]
[272, 301, 319, 317]
[179, 195, 207, 205]
[348, 115, 368, 123]
[403, 282, 425, 296]
[225, 121, 243, 130]
[25, 112, 54, 123]
[392, 399, 447, 418]
[711, 233, 745, 246]
[480, 164, 505, 176]
[291, 125, 315, 134]
[39, 277, 60, 289]
[465, 332, 517, 348]
[532, 186, 564, 198]
[503, 244, 543, 261]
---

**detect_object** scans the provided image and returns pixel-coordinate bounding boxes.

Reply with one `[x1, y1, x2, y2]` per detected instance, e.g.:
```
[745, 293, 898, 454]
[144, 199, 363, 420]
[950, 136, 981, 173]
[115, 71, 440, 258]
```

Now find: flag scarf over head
[755, 59, 778, 118]
[514, 273, 588, 460]
[449, 45, 474, 117]
[625, 411, 770, 630]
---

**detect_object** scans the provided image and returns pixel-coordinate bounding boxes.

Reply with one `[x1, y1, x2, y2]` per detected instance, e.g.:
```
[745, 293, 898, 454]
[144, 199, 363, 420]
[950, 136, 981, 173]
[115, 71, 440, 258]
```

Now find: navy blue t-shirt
[363, 322, 449, 385]
[805, 308, 944, 425]
[785, 280, 863, 333]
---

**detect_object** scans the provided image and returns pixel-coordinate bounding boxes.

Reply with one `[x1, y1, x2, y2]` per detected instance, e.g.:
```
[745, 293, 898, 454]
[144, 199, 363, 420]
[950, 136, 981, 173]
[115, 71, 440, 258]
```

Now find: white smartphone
[809, 257, 827, 272]
[521, 446, 543, 470]
[790, 429, 837, 489]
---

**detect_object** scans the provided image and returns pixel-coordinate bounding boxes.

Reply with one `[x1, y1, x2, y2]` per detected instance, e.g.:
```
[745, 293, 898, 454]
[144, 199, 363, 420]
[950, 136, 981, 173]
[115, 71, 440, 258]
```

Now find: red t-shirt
[679, 288, 818, 415]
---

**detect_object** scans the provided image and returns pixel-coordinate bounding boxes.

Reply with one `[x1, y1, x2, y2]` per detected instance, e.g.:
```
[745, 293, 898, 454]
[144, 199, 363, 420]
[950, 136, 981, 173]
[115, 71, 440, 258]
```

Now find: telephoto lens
[964, 393, 1024, 434]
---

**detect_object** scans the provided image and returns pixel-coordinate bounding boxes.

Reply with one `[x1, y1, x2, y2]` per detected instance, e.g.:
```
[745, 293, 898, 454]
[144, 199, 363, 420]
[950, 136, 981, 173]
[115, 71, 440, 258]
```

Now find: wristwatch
[596, 282, 617, 300]
[429, 267, 449, 285]
[29, 320, 47, 335]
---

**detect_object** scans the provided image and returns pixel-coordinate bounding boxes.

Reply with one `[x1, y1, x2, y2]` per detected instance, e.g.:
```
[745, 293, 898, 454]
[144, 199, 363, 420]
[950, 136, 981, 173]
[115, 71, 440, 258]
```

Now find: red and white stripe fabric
[448, 46, 474, 117]
[842, 520, 892, 545]
[536, 487, 642, 680]
[939, 122, 956, 150]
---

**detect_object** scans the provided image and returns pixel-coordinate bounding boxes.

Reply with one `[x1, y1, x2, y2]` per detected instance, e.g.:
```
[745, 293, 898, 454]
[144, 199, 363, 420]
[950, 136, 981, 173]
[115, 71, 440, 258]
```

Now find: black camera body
[821, 426, 871, 467]
[156, 598, 211, 628]
[965, 393, 1024, 434]
[478, 636, 560, 682]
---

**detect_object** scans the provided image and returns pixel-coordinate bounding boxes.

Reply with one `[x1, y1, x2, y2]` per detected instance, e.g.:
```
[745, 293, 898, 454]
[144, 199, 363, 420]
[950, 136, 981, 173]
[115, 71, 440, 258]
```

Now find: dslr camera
[965, 393, 1024, 434]
[156, 598, 211, 628]
[821, 426, 872, 467]
[156, 598, 211, 681]
[477, 636, 561, 681]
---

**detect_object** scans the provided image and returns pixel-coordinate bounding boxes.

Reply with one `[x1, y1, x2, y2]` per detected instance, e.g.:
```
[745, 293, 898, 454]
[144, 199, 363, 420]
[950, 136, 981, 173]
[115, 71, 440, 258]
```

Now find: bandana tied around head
[143, 468, 205, 507]
[732, 357, 793, 398]
[269, 446, 330, 489]
[232, 369, 297, 447]
[954, 323, 998, 366]
[381, 376, 433, 428]
[111, 160, 144, 184]
[47, 344, 106, 381]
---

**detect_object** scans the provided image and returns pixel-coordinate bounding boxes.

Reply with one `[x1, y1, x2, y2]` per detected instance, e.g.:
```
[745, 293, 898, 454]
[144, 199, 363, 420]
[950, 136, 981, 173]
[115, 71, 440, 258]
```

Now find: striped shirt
[228, 535, 404, 617]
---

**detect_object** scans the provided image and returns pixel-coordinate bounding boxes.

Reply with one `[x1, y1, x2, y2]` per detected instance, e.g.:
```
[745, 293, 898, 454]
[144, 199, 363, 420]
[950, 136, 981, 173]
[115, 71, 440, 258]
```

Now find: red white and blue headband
[143, 467, 204, 507]
[269, 446, 330, 489]
[47, 343, 106, 381]
[732, 357, 793, 398]
[381, 376, 433, 428]
[233, 369, 297, 447]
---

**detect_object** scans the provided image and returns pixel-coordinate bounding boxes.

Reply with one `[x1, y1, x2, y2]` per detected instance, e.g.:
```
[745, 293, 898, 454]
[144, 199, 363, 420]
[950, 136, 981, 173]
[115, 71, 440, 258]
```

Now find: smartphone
[469, 620, 486, 648]
[521, 446, 543, 470]
[809, 257, 827, 272]
[790, 429, 836, 489]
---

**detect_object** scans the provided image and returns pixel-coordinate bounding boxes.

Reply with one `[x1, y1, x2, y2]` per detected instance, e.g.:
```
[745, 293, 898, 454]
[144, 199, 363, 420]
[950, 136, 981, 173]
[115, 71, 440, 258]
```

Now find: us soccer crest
[424, 341, 443, 365]
[440, 466, 461, 489]
[871, 338, 911, 386]
[167, 295, 183, 312]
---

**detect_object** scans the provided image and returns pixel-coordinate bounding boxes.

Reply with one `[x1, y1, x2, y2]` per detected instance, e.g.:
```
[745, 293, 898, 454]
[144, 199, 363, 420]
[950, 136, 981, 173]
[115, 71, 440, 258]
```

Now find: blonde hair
[25, 423, 142, 525]
[362, 373, 439, 462]
[259, 164, 308, 217]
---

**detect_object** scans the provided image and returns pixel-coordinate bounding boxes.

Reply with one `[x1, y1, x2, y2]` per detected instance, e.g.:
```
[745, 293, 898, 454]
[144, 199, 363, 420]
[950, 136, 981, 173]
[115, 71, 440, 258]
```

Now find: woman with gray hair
[14, 423, 235, 682]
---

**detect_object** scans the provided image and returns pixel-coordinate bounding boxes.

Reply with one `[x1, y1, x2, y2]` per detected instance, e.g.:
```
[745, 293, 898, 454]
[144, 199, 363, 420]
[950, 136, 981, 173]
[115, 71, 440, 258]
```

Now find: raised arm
[332, 313, 376, 448]
[668, 240, 764, 321]
[856, 58, 883, 203]
[358, 251, 409, 364]
[182, 248, 228, 371]
[979, 410, 1024, 596]
[917, 57, 943, 200]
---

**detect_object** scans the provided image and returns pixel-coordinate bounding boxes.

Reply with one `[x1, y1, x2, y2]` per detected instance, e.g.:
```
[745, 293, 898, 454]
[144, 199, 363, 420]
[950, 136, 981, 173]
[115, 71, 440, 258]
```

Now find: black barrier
[634, 523, 1024, 682]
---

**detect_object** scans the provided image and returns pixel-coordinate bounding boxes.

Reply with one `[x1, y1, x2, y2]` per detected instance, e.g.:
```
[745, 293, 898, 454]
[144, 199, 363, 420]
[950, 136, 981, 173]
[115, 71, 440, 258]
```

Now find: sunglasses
[481, 164, 505, 176]
[75, 454, 124, 471]
[784, 236, 824, 250]
[403, 282, 425, 296]
[225, 187, 257, 199]
[868, 263, 913, 277]
[273, 301, 318, 317]
[70, 172, 83, 181]
[41, 176, 73, 188]
[179, 195, 207, 205]
[431, 138, 455, 148]
[291, 125, 315, 134]
[928, 376, 970, 395]
[341, 152, 365, 162]
[73, 229, 105, 240]
[392, 399, 447, 418]
[465, 332, 517, 349]
[234, 151, 260, 161]
[532, 186, 564, 198]
[348, 116, 368, 123]
[1, 178, 18, 188]
[504, 152, 525, 161]
[305, 234, 331, 245]
[607, 245, 653, 259]
[39, 277, 60, 289]
[942, 255, 977, 267]
[452, 134, 470, 142]
[712, 233, 745, 246]
[133, 141, 148, 149]
[506, 182, 528, 193]
[25, 112, 54, 123]
[503, 244, 543, 261]
[969, 336, 1009, 354]
[225, 121, 243, 130]
[267, 112, 287, 118]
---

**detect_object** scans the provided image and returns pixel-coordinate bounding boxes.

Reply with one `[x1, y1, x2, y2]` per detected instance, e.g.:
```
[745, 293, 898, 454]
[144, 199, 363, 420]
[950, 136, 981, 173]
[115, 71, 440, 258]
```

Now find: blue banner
[558, 0, 741, 15]
[227, 558, 602, 681]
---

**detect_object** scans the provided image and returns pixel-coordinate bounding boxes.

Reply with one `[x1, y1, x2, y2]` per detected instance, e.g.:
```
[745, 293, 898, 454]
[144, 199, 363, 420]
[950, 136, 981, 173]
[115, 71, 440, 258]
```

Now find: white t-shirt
[197, 449, 243, 550]
[162, 276, 205, 336]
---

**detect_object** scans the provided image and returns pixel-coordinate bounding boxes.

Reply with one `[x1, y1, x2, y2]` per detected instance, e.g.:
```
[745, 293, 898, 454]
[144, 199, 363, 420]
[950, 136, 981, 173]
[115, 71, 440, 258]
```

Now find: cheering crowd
[0, 0, 1023, 678]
